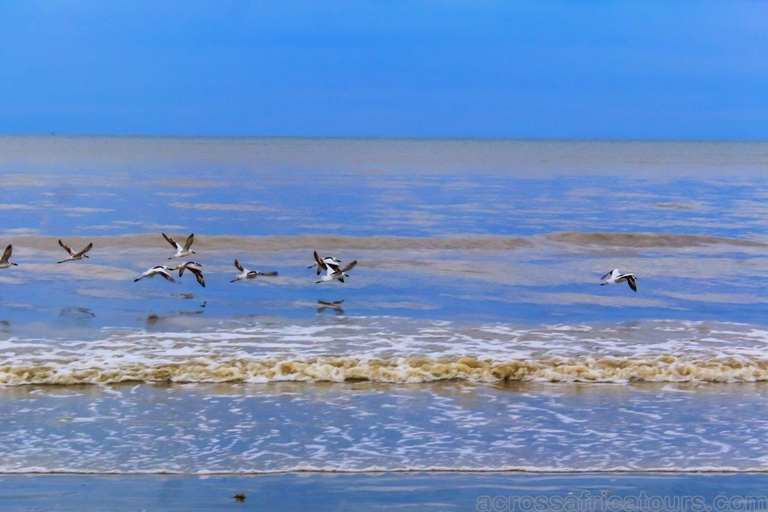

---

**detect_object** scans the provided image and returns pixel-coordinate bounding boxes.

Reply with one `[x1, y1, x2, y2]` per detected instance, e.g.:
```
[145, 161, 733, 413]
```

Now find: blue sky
[1, 1, 766, 139]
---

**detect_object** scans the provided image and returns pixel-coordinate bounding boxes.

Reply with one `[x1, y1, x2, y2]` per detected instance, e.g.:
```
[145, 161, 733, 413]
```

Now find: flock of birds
[0, 233, 360, 288]
[0, 233, 637, 292]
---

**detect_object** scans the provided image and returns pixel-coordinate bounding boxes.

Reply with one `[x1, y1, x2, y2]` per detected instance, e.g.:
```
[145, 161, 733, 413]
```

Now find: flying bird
[308, 254, 342, 275]
[175, 261, 206, 288]
[600, 269, 637, 292]
[57, 240, 93, 264]
[163, 233, 195, 259]
[134, 265, 177, 283]
[314, 251, 357, 283]
[230, 259, 278, 283]
[0, 245, 17, 269]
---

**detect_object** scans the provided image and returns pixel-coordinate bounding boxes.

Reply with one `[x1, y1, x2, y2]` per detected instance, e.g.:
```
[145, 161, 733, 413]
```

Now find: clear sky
[1, 1, 766, 139]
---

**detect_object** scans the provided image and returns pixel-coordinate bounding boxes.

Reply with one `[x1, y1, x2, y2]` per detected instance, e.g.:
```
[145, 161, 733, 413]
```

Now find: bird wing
[314, 251, 328, 271]
[341, 260, 357, 273]
[162, 233, 180, 249]
[261, 271, 278, 276]
[626, 275, 637, 292]
[74, 242, 93, 258]
[600, 270, 615, 281]
[160, 270, 176, 283]
[234, 259, 244, 272]
[183, 234, 195, 251]
[190, 267, 205, 287]
[0, 245, 11, 264]
[59, 239, 73, 256]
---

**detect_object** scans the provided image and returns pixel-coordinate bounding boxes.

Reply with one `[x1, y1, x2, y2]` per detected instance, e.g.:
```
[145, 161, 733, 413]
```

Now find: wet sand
[1, 472, 767, 511]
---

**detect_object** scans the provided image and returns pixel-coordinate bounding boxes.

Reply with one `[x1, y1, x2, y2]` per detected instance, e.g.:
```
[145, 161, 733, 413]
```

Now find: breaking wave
[1, 318, 767, 385]
[2, 355, 768, 386]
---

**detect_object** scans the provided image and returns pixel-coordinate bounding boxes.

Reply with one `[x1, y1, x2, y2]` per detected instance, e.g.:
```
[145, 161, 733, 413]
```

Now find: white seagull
[230, 259, 278, 283]
[57, 240, 93, 264]
[0, 245, 17, 269]
[314, 251, 357, 284]
[600, 269, 637, 292]
[308, 254, 342, 276]
[175, 261, 206, 288]
[134, 266, 177, 283]
[163, 233, 195, 259]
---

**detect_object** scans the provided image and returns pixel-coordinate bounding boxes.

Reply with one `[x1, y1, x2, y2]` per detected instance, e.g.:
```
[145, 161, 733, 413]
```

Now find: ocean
[0, 135, 767, 478]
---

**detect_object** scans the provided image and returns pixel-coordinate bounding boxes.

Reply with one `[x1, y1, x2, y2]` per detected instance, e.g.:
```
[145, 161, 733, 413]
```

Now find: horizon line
[0, 132, 766, 144]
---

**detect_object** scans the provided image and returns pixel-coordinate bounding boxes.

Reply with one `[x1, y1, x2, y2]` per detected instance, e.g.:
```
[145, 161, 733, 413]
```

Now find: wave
[2, 355, 768, 386]
[0, 465, 760, 475]
[1, 318, 766, 386]
[6, 231, 763, 253]
[549, 231, 766, 248]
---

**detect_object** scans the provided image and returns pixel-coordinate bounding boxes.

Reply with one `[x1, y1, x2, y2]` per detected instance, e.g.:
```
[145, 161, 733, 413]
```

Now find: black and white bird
[314, 251, 357, 284]
[175, 261, 206, 288]
[163, 233, 196, 259]
[0, 245, 17, 269]
[600, 269, 638, 292]
[134, 265, 177, 283]
[308, 254, 342, 276]
[57, 240, 93, 264]
[230, 259, 278, 283]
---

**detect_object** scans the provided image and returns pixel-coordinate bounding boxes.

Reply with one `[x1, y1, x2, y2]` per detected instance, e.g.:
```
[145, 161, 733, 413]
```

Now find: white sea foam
[0, 318, 766, 385]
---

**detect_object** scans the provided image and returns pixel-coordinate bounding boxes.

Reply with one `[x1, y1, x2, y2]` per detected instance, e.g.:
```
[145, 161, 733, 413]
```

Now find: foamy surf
[1, 354, 767, 385]
[0, 318, 767, 385]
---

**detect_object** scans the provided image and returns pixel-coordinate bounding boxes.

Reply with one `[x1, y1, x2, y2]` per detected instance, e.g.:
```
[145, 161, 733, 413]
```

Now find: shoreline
[1, 472, 767, 511]
[1, 468, 768, 476]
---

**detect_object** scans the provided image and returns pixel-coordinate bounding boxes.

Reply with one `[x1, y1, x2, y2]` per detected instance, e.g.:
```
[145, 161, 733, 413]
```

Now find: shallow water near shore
[1, 381, 768, 474]
[0, 136, 767, 476]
